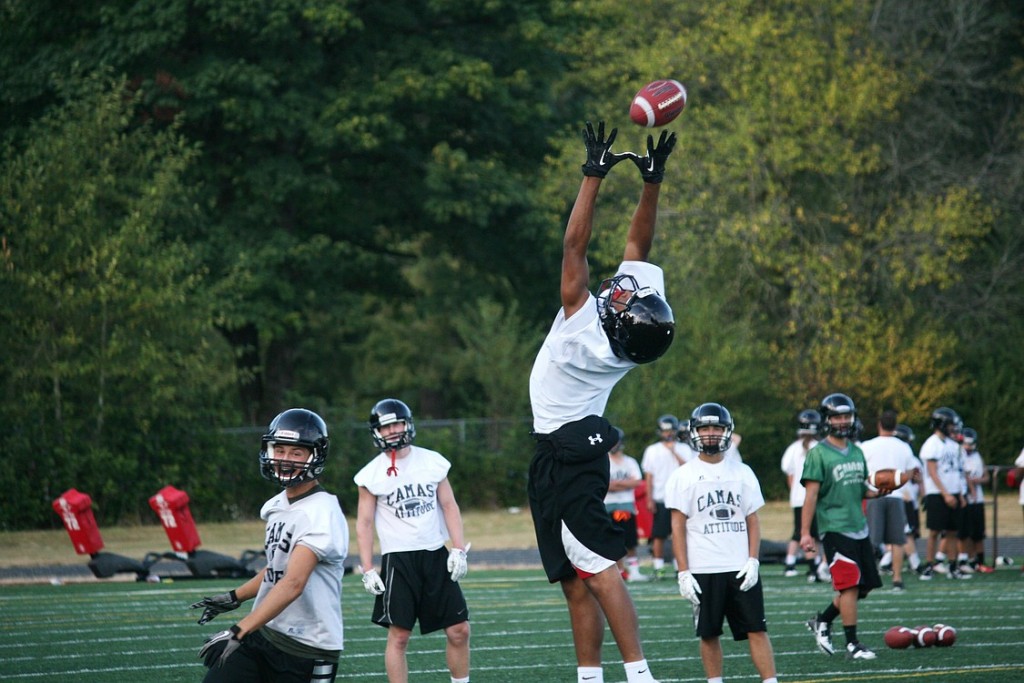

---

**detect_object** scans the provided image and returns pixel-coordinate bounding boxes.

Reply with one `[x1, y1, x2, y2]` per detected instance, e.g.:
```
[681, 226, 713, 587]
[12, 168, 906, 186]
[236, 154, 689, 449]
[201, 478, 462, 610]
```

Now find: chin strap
[386, 448, 399, 477]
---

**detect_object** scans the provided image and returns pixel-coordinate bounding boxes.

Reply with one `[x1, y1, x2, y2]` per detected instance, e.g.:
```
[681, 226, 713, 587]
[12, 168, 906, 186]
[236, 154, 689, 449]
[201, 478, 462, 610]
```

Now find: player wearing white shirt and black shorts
[191, 408, 348, 683]
[527, 121, 677, 683]
[355, 398, 470, 683]
[665, 403, 778, 683]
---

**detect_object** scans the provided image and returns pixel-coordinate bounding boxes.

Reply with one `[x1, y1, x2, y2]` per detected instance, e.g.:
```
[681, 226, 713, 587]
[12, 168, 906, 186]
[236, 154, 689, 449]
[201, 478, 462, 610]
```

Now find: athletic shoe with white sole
[806, 615, 835, 655]
[847, 642, 877, 660]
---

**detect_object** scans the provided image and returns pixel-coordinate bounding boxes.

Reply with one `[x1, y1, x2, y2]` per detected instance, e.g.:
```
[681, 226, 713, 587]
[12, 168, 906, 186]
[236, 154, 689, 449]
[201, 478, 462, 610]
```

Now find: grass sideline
[7, 497, 1024, 568]
[2, 567, 1023, 682]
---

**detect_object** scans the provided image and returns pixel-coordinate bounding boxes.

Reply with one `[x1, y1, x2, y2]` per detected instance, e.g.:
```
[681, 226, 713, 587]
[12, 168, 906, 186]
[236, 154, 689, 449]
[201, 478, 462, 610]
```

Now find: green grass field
[2, 567, 1023, 682]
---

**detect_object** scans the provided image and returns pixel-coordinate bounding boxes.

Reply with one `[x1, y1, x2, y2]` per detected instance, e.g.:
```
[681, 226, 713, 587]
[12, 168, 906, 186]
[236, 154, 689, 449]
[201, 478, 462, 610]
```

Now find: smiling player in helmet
[191, 408, 348, 682]
[527, 120, 678, 683]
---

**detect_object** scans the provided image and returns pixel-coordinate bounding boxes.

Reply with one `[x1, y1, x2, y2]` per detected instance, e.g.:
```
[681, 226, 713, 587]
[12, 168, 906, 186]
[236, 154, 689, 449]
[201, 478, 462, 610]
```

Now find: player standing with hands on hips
[191, 408, 348, 682]
[354, 398, 471, 683]
[527, 120, 676, 683]
[665, 403, 779, 683]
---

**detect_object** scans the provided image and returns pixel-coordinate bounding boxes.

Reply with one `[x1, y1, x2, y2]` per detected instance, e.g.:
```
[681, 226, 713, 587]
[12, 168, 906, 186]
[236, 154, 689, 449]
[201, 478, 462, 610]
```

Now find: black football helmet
[894, 423, 915, 444]
[819, 393, 858, 439]
[611, 426, 626, 451]
[369, 398, 416, 450]
[657, 413, 680, 433]
[961, 427, 978, 446]
[930, 407, 962, 437]
[596, 274, 675, 364]
[688, 402, 734, 455]
[797, 409, 822, 436]
[259, 408, 330, 487]
[676, 419, 693, 446]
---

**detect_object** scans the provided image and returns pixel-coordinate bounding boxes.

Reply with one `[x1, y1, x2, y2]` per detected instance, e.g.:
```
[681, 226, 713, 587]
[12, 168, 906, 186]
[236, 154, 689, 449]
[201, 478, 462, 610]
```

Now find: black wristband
[229, 624, 242, 639]
[228, 590, 238, 603]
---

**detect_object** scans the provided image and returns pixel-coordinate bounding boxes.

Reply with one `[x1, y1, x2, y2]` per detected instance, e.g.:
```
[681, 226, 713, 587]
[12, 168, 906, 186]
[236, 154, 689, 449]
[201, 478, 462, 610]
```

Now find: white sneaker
[627, 573, 651, 583]
[847, 642, 877, 660]
[958, 562, 975, 574]
[933, 562, 950, 575]
[806, 616, 835, 655]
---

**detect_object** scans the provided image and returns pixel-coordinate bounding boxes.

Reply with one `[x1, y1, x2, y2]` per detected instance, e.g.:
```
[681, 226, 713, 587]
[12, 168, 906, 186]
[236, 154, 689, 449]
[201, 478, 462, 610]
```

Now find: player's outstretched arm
[624, 131, 677, 263]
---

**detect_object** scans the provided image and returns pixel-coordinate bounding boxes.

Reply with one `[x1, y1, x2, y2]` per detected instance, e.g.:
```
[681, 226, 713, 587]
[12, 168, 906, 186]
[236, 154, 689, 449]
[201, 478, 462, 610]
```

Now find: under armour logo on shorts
[588, 433, 603, 445]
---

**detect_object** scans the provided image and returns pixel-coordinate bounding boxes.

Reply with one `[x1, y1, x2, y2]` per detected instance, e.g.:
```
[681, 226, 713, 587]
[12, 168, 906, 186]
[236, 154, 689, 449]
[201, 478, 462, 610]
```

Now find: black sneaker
[891, 580, 905, 592]
[806, 615, 835, 655]
[918, 565, 933, 581]
[847, 642, 877, 660]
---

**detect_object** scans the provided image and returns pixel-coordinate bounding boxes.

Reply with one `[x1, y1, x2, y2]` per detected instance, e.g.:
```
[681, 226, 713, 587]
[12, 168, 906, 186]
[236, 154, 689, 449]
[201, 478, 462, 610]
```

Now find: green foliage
[0, 72, 236, 528]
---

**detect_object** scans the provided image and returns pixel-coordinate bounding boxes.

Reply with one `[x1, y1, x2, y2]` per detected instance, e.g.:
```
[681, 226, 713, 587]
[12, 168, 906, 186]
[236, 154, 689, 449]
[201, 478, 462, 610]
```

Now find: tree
[0, 72, 235, 528]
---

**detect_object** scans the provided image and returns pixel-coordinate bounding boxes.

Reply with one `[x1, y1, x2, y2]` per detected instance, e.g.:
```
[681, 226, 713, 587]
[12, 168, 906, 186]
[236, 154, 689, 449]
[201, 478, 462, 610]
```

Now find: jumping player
[527, 120, 676, 683]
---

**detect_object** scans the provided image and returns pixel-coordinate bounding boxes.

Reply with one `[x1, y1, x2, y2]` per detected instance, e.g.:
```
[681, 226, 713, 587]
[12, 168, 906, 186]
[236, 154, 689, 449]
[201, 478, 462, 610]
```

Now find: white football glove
[361, 568, 385, 596]
[677, 570, 701, 606]
[735, 557, 760, 592]
[447, 546, 469, 582]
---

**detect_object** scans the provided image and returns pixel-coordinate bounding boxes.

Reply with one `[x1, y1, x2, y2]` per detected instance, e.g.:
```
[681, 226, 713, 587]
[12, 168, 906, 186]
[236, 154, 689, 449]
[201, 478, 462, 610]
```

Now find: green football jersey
[800, 439, 869, 535]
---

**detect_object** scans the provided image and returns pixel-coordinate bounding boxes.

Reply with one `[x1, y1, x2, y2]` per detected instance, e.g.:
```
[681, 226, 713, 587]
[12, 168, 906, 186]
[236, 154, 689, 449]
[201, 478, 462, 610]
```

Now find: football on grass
[934, 624, 957, 647]
[884, 626, 915, 649]
[629, 79, 687, 128]
[913, 625, 937, 647]
[869, 469, 908, 491]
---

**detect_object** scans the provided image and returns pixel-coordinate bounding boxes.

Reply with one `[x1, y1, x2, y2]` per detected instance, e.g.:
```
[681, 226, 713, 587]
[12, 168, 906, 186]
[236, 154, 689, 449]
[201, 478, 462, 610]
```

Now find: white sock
[708, 678, 724, 683]
[451, 678, 469, 683]
[653, 558, 665, 571]
[577, 666, 602, 683]
[763, 678, 779, 683]
[880, 550, 892, 565]
[957, 553, 969, 562]
[909, 552, 920, 569]
[936, 551, 947, 562]
[784, 553, 796, 565]
[624, 659, 655, 682]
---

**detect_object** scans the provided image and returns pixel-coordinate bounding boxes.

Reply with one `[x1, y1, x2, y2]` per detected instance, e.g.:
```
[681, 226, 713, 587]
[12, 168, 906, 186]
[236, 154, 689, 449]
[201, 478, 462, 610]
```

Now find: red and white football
[913, 625, 937, 648]
[630, 79, 687, 128]
[934, 624, 957, 647]
[884, 626, 915, 649]
[869, 469, 908, 492]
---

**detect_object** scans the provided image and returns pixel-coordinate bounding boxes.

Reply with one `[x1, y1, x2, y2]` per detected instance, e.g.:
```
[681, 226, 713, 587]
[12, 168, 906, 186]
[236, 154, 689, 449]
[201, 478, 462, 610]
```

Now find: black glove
[190, 590, 240, 625]
[199, 624, 243, 668]
[581, 121, 633, 178]
[632, 130, 677, 184]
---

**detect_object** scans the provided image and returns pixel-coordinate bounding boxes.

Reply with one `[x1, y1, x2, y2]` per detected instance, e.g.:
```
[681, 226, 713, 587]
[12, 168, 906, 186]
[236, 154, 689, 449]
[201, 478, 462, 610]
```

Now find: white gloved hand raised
[447, 543, 470, 582]
[735, 557, 760, 592]
[677, 569, 702, 606]
[361, 568, 385, 595]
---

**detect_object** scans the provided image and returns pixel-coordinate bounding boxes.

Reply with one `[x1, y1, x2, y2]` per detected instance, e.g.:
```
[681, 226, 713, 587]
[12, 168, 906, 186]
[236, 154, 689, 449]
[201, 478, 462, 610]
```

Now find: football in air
[884, 626, 915, 649]
[630, 79, 687, 127]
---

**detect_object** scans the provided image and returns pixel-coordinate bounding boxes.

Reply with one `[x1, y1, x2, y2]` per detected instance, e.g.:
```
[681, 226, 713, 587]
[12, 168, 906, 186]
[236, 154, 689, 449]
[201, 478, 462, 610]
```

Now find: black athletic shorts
[607, 508, 639, 549]
[925, 493, 965, 533]
[691, 571, 768, 640]
[202, 628, 338, 683]
[790, 506, 818, 542]
[372, 547, 469, 634]
[528, 415, 624, 582]
[821, 532, 883, 598]
[650, 502, 671, 540]
[962, 502, 985, 541]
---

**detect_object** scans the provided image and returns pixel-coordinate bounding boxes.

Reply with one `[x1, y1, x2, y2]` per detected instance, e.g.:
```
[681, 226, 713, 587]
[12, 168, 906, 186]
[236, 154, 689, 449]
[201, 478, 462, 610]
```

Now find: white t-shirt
[861, 435, 920, 499]
[962, 449, 986, 503]
[780, 438, 812, 507]
[529, 261, 666, 434]
[641, 440, 691, 502]
[920, 432, 966, 496]
[256, 488, 348, 651]
[1015, 447, 1024, 505]
[353, 445, 452, 555]
[605, 453, 643, 508]
[664, 456, 765, 574]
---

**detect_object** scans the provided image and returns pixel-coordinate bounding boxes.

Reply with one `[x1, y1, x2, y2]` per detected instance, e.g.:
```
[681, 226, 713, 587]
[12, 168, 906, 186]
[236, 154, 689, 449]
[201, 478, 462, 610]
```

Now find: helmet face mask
[369, 398, 416, 451]
[930, 407, 962, 438]
[797, 409, 822, 436]
[688, 402, 734, 455]
[819, 393, 857, 439]
[596, 274, 675, 364]
[259, 409, 330, 487]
